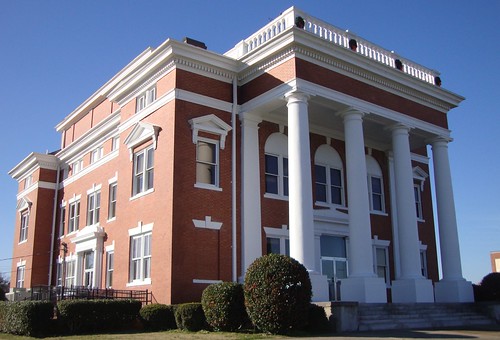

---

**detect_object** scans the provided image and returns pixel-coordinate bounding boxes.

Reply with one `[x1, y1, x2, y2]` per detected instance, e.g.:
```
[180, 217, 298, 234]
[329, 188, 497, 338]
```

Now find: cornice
[9, 152, 59, 180]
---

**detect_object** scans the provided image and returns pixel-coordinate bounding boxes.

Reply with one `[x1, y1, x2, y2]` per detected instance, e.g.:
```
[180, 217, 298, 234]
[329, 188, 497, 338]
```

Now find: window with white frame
[106, 251, 114, 288]
[420, 249, 428, 278]
[314, 144, 344, 206]
[130, 232, 152, 283]
[19, 210, 29, 242]
[366, 155, 385, 213]
[65, 259, 76, 287]
[108, 183, 117, 220]
[59, 206, 66, 237]
[16, 265, 25, 288]
[24, 175, 32, 189]
[82, 251, 94, 288]
[414, 185, 423, 220]
[86, 190, 101, 226]
[264, 225, 290, 256]
[374, 247, 390, 284]
[264, 133, 289, 198]
[72, 159, 83, 175]
[91, 146, 103, 163]
[133, 145, 154, 196]
[68, 200, 80, 233]
[196, 139, 218, 187]
[56, 261, 63, 287]
[112, 136, 120, 151]
[135, 86, 156, 112]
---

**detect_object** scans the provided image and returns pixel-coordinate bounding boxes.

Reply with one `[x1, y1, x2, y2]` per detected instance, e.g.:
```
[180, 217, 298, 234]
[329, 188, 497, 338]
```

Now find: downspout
[48, 163, 61, 286]
[231, 76, 238, 282]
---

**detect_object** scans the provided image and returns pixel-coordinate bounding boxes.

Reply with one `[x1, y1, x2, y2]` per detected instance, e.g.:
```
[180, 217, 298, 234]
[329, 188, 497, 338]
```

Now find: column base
[309, 272, 329, 302]
[340, 276, 388, 303]
[435, 279, 474, 302]
[391, 278, 434, 303]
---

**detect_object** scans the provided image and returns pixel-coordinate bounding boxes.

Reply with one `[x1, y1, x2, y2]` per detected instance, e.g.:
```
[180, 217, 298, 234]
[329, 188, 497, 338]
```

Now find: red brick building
[8, 7, 472, 304]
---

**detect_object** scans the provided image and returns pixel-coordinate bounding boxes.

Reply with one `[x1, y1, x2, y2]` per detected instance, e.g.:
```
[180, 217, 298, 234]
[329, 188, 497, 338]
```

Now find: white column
[339, 108, 387, 303]
[285, 91, 328, 302]
[240, 112, 263, 276]
[431, 138, 473, 302]
[390, 124, 434, 303]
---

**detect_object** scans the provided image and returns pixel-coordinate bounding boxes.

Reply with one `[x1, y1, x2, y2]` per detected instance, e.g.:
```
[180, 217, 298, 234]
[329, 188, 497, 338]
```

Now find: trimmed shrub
[0, 300, 53, 336]
[244, 254, 312, 334]
[139, 303, 177, 331]
[201, 282, 248, 331]
[475, 272, 500, 301]
[175, 302, 206, 331]
[305, 304, 331, 333]
[57, 299, 141, 334]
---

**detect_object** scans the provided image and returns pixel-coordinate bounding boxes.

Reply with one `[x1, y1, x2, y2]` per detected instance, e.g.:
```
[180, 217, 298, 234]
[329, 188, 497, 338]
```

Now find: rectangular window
[330, 168, 342, 205]
[86, 191, 101, 226]
[72, 159, 83, 175]
[19, 211, 29, 242]
[315, 165, 343, 205]
[420, 250, 428, 278]
[65, 260, 76, 287]
[16, 266, 25, 288]
[133, 146, 154, 196]
[112, 136, 120, 151]
[106, 251, 114, 288]
[130, 232, 152, 282]
[56, 262, 63, 287]
[375, 247, 390, 284]
[369, 176, 384, 212]
[266, 237, 290, 256]
[91, 147, 103, 163]
[59, 207, 66, 237]
[83, 251, 94, 288]
[135, 86, 157, 112]
[265, 154, 288, 197]
[68, 201, 80, 233]
[108, 183, 117, 219]
[414, 185, 423, 220]
[315, 165, 328, 202]
[196, 140, 218, 186]
[24, 175, 32, 189]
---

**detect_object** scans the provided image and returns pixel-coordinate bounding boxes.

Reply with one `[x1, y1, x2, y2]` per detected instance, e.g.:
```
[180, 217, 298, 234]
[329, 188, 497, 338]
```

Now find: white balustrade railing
[225, 7, 440, 86]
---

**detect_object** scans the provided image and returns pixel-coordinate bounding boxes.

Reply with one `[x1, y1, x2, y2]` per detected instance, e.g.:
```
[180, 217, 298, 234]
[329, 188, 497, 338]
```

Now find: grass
[0, 330, 282, 340]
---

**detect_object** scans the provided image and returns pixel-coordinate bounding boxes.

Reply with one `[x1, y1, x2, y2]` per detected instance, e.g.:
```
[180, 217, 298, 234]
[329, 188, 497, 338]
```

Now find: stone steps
[357, 303, 497, 332]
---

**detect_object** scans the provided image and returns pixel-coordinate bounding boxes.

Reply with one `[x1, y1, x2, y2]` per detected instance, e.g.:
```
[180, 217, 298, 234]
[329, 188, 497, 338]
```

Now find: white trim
[189, 114, 232, 150]
[126, 278, 152, 287]
[192, 216, 222, 230]
[128, 221, 154, 237]
[193, 279, 223, 284]
[130, 188, 155, 200]
[194, 183, 222, 192]
[124, 122, 161, 160]
[16, 259, 26, 267]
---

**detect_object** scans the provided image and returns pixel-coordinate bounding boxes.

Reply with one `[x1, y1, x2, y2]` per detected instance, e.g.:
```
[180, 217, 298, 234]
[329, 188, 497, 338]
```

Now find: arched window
[314, 145, 345, 206]
[264, 133, 288, 198]
[366, 155, 385, 213]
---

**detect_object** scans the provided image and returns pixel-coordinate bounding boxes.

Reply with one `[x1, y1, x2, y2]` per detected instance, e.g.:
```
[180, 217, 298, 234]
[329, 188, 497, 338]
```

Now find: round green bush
[244, 254, 312, 334]
[306, 303, 331, 333]
[201, 282, 248, 331]
[479, 272, 500, 301]
[174, 302, 206, 331]
[139, 303, 176, 331]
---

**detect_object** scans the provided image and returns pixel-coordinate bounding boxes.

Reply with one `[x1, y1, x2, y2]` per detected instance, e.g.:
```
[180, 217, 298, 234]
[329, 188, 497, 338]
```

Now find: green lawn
[0, 330, 282, 340]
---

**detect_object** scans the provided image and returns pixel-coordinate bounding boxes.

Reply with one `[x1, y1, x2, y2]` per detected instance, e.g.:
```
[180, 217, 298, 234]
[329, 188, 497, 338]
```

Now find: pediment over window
[16, 197, 32, 212]
[124, 122, 161, 160]
[413, 166, 429, 190]
[189, 114, 232, 150]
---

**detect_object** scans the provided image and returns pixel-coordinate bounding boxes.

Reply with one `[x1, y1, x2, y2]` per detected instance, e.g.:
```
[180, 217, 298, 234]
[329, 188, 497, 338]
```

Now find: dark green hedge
[0, 300, 54, 337]
[201, 282, 248, 331]
[57, 299, 141, 334]
[175, 302, 206, 331]
[244, 254, 312, 334]
[139, 303, 177, 331]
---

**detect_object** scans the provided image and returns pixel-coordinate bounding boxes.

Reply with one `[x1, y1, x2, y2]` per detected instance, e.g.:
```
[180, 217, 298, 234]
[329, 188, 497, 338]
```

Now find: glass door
[320, 235, 348, 301]
[83, 251, 94, 288]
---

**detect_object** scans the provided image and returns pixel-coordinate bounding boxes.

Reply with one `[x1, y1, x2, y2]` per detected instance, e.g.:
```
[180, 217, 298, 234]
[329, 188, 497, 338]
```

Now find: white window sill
[130, 188, 155, 201]
[417, 218, 426, 223]
[18, 240, 28, 245]
[107, 217, 116, 223]
[66, 231, 78, 237]
[370, 210, 389, 216]
[194, 183, 222, 192]
[126, 278, 151, 287]
[263, 193, 288, 201]
[314, 201, 346, 209]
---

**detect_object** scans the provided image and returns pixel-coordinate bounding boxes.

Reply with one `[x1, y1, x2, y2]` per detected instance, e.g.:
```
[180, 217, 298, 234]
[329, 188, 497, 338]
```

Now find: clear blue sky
[1, 0, 498, 285]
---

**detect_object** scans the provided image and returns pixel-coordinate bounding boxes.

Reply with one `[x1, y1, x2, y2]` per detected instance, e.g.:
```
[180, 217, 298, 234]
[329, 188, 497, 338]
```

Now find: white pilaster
[339, 108, 387, 303]
[285, 91, 328, 302]
[431, 138, 473, 302]
[240, 113, 263, 275]
[390, 124, 434, 303]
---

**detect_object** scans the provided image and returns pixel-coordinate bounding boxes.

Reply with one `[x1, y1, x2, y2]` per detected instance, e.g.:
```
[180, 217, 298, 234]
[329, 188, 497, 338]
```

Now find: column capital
[284, 90, 310, 106]
[337, 107, 365, 121]
[387, 123, 413, 134]
[239, 112, 262, 126]
[428, 135, 453, 147]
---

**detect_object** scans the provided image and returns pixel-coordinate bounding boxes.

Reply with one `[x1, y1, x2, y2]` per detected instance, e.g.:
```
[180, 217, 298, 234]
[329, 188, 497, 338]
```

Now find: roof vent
[183, 37, 207, 50]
